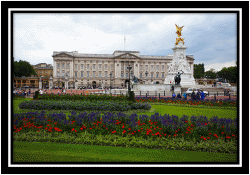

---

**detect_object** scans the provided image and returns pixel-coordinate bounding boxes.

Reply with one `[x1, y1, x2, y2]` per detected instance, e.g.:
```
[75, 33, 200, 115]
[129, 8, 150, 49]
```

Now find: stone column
[75, 81, 78, 89]
[39, 77, 42, 90]
[49, 76, 53, 89]
[65, 77, 68, 89]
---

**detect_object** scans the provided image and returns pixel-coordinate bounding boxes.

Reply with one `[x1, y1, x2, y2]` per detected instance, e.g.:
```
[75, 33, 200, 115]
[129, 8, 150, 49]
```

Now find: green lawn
[13, 141, 237, 162]
[13, 98, 237, 119]
[12, 98, 238, 163]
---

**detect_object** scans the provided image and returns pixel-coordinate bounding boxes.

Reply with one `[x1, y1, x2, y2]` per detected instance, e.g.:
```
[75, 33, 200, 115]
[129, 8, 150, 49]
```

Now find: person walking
[200, 90, 205, 100]
[191, 90, 196, 100]
[183, 92, 187, 100]
[172, 92, 176, 98]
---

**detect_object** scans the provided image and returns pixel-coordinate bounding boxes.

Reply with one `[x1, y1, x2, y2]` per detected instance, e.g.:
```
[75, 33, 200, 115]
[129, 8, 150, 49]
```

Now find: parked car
[185, 88, 208, 96]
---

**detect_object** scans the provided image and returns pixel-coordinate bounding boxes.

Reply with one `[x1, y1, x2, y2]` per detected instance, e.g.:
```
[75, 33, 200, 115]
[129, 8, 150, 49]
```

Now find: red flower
[122, 130, 126, 134]
[205, 123, 207, 125]
[203, 138, 206, 141]
[222, 126, 224, 128]
[54, 122, 57, 125]
[75, 130, 77, 132]
[111, 130, 116, 134]
[80, 128, 83, 130]
[128, 128, 131, 130]
[207, 137, 210, 139]
[71, 128, 74, 131]
[201, 136, 203, 139]
[222, 132, 225, 134]
[174, 134, 176, 137]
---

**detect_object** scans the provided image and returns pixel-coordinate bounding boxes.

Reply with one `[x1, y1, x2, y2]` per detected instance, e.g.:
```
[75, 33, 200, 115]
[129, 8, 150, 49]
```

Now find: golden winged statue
[175, 24, 185, 45]
[175, 24, 184, 37]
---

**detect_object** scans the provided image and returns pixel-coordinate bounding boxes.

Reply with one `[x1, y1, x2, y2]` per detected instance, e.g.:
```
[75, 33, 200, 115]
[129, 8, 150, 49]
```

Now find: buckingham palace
[52, 50, 194, 89]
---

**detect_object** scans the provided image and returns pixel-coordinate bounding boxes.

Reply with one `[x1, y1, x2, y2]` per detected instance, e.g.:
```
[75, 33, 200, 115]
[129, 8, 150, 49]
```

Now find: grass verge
[13, 141, 237, 162]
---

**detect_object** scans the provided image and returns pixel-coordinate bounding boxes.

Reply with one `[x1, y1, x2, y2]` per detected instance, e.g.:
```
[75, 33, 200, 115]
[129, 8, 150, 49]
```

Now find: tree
[13, 60, 37, 77]
[217, 66, 237, 83]
[194, 63, 205, 79]
[205, 70, 217, 79]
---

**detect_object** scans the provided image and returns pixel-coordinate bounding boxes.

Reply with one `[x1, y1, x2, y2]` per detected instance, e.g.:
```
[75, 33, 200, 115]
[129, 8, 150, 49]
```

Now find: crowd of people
[13, 88, 31, 98]
[172, 90, 206, 100]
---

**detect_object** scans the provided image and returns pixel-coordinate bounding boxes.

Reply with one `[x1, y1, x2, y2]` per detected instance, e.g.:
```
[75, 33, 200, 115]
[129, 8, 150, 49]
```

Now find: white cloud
[204, 60, 236, 72]
[13, 13, 237, 69]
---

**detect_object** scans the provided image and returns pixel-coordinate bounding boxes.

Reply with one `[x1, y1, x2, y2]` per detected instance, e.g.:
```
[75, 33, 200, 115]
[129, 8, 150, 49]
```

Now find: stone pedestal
[174, 85, 181, 94]
[65, 81, 68, 89]
[164, 42, 195, 86]
[39, 78, 42, 90]
[49, 76, 53, 89]
[75, 81, 78, 89]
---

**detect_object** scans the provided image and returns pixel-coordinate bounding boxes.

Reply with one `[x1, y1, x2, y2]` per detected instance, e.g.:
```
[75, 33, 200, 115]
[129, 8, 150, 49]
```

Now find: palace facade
[52, 50, 194, 89]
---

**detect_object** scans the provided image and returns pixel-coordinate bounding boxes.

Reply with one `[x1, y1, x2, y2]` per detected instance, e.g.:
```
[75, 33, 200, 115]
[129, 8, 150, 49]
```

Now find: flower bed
[37, 93, 128, 102]
[19, 100, 151, 111]
[136, 97, 237, 108]
[13, 111, 237, 153]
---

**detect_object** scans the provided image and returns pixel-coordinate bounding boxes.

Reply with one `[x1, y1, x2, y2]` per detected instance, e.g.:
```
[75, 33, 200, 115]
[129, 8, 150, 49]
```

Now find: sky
[13, 13, 237, 72]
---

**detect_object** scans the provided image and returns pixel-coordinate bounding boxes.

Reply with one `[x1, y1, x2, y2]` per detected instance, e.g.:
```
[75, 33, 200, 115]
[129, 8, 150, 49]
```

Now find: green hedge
[38, 93, 129, 102]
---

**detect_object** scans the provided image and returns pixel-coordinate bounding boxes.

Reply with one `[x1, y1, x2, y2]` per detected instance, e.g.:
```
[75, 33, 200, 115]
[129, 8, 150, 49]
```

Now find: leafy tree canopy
[13, 60, 37, 77]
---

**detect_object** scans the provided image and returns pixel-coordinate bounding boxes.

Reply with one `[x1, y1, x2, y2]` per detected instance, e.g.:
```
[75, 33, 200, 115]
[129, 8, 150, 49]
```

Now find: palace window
[111, 65, 113, 69]
[66, 73, 69, 77]
[121, 73, 123, 78]
[145, 65, 148, 70]
[162, 65, 164, 70]
[105, 72, 107, 77]
[62, 64, 64, 68]
[75, 64, 77, 69]
[67, 64, 69, 68]
[57, 72, 60, 77]
[57, 64, 59, 68]
[151, 65, 154, 69]
[87, 72, 89, 77]
[75, 72, 77, 77]
[105, 65, 107, 69]
[99, 64, 101, 69]
[157, 65, 159, 70]
[151, 73, 153, 78]
[87, 64, 89, 68]
[162, 73, 164, 78]
[140, 73, 142, 78]
[81, 72, 83, 77]
[156, 73, 159, 78]
[81, 64, 83, 69]
[62, 73, 65, 77]
[99, 72, 101, 77]
[140, 65, 142, 70]
[126, 73, 128, 78]
[93, 64, 95, 69]
[93, 72, 95, 77]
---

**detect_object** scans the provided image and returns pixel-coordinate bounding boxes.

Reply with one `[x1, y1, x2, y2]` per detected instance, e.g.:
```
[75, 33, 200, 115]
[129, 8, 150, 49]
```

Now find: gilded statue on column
[175, 24, 185, 45]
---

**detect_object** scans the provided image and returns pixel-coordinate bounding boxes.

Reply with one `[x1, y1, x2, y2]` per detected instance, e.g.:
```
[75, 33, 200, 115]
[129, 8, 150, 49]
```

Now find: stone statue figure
[174, 70, 184, 85]
[132, 76, 140, 84]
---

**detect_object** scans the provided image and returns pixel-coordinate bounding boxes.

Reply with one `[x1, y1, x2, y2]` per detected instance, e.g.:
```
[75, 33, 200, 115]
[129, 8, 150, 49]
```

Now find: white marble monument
[164, 24, 195, 86]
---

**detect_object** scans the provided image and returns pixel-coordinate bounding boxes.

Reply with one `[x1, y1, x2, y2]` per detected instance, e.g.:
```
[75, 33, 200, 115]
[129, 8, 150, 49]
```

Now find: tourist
[196, 91, 200, 100]
[28, 89, 31, 96]
[13, 89, 16, 98]
[200, 90, 205, 100]
[191, 90, 196, 100]
[63, 88, 66, 94]
[177, 93, 181, 98]
[182, 92, 187, 100]
[172, 92, 176, 98]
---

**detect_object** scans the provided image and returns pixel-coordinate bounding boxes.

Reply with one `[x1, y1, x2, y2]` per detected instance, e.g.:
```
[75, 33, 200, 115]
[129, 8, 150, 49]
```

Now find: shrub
[127, 91, 136, 102]
[33, 91, 39, 100]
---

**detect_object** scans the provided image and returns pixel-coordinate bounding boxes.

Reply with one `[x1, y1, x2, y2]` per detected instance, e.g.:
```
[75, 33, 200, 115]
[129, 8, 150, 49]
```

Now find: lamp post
[145, 71, 148, 84]
[127, 64, 133, 94]
[110, 73, 112, 90]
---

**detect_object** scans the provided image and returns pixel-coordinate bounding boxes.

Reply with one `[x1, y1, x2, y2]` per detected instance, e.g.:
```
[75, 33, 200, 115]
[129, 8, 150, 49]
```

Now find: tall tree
[13, 60, 37, 77]
[194, 63, 205, 79]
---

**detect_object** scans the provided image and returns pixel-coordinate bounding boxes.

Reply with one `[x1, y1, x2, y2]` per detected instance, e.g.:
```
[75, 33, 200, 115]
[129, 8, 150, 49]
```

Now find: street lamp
[127, 64, 133, 93]
[145, 71, 148, 84]
[110, 73, 112, 90]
